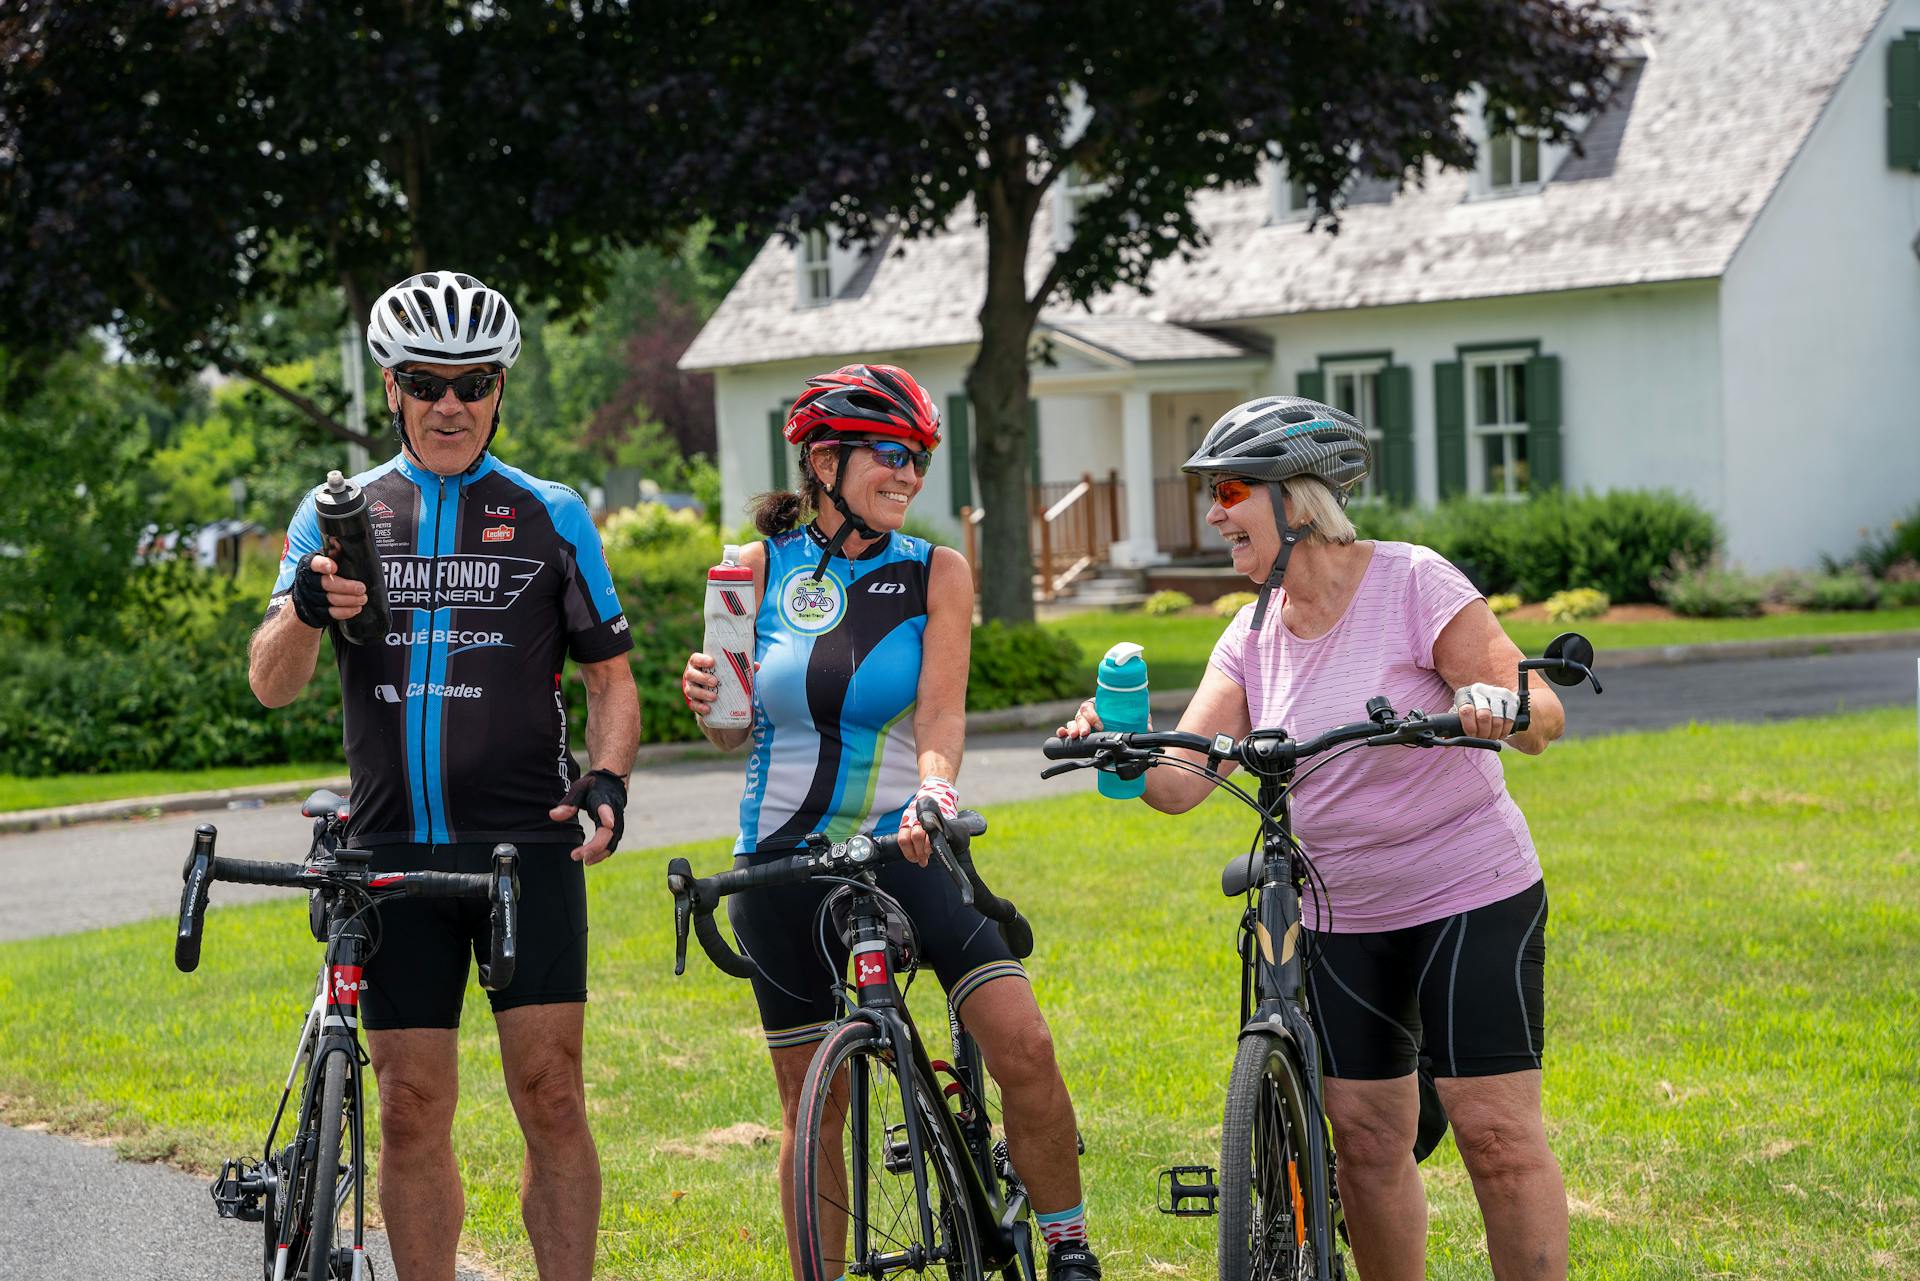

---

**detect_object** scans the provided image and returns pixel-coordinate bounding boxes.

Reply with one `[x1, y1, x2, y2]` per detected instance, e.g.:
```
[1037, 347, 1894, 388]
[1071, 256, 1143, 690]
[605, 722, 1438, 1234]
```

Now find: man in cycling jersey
[249, 270, 638, 1281]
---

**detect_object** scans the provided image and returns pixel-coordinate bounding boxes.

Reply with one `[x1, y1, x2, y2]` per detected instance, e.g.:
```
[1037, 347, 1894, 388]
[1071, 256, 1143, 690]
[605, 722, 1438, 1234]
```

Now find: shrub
[1880, 578, 1920, 608]
[1486, 593, 1522, 616]
[1656, 557, 1768, 618]
[1354, 489, 1719, 603]
[1142, 590, 1194, 616]
[1544, 587, 1609, 623]
[1832, 501, 1920, 577]
[967, 622, 1085, 711]
[1212, 591, 1257, 617]
[1795, 573, 1879, 612]
[601, 501, 708, 553]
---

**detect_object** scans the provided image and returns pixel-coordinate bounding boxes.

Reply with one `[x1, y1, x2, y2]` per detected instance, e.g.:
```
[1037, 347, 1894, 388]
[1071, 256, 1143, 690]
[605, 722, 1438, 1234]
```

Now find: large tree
[0, 0, 690, 447]
[638, 0, 1634, 621]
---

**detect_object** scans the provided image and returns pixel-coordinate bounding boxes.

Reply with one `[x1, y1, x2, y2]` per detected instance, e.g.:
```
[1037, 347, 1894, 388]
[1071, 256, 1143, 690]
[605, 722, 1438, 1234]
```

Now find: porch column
[1109, 387, 1168, 568]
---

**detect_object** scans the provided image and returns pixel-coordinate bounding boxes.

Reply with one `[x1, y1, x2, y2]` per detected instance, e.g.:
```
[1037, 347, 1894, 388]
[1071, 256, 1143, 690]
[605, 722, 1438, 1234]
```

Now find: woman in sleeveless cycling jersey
[682, 365, 1103, 1281]
[1058, 396, 1572, 1281]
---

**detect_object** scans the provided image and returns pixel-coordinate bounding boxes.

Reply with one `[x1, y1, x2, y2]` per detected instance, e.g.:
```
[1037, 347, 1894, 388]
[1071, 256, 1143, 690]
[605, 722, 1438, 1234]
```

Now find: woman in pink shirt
[1058, 396, 1570, 1281]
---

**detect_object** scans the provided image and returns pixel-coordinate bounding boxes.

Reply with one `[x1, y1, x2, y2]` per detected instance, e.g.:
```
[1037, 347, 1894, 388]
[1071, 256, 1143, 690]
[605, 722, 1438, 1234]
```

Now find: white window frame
[1483, 122, 1544, 195]
[1321, 357, 1387, 503]
[797, 228, 833, 307]
[1262, 148, 1313, 224]
[1464, 350, 1532, 499]
[1051, 162, 1110, 251]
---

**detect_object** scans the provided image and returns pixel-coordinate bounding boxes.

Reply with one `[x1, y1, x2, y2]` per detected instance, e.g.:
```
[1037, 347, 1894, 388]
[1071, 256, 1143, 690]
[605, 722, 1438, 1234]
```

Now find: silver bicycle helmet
[1183, 397, 1372, 631]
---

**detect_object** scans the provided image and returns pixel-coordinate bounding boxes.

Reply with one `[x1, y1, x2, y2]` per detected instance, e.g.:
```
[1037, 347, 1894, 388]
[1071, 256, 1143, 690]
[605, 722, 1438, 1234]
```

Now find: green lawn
[1, 710, 1916, 1278]
[0, 761, 344, 814]
[1048, 606, 1920, 692]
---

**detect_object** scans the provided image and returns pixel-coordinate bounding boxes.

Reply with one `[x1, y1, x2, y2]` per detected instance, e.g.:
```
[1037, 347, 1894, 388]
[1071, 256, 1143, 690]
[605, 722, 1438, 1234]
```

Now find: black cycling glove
[561, 768, 628, 852]
[290, 552, 333, 630]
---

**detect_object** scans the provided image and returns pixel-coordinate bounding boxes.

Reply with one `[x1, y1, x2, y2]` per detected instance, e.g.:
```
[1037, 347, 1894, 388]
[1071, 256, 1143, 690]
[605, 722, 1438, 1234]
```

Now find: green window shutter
[1378, 364, 1415, 505]
[1296, 368, 1326, 401]
[1027, 398, 1042, 485]
[1890, 34, 1920, 170]
[1434, 362, 1466, 499]
[1524, 354, 1563, 491]
[767, 406, 789, 490]
[947, 392, 973, 516]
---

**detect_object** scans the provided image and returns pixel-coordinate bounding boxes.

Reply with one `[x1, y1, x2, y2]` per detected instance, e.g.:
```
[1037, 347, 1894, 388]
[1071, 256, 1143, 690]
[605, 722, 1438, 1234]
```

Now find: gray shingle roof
[681, 0, 1888, 372]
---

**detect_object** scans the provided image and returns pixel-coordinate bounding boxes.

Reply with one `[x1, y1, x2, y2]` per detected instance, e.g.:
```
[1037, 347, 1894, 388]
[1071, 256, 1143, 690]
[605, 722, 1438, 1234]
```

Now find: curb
[6, 627, 1915, 835]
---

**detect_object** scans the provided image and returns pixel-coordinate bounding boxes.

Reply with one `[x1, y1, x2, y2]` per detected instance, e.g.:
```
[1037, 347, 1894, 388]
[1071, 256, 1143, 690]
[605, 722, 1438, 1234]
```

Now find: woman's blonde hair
[1280, 476, 1357, 545]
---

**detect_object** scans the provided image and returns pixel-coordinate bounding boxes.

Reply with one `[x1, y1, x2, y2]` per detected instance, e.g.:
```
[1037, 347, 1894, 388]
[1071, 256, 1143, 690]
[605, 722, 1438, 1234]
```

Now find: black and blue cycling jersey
[270, 450, 633, 848]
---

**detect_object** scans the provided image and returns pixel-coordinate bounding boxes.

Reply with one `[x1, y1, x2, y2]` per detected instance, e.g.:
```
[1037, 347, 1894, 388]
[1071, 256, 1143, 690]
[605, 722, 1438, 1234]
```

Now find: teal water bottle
[1095, 641, 1149, 800]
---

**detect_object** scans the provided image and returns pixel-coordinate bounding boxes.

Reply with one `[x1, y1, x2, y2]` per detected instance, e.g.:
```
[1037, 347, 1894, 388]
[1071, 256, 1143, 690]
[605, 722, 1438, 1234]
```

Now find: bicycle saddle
[301, 789, 349, 819]
[1222, 851, 1265, 897]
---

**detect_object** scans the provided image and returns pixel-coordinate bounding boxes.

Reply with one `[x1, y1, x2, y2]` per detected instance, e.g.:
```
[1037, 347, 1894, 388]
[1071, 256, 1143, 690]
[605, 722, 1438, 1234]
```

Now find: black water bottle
[314, 470, 390, 647]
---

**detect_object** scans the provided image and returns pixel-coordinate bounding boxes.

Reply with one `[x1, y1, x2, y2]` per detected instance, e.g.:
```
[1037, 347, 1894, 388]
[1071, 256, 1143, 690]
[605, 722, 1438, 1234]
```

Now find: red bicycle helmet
[784, 364, 941, 450]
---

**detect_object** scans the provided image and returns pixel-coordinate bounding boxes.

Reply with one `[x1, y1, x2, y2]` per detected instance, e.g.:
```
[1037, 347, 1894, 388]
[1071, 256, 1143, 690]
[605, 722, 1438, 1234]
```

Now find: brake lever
[919, 796, 974, 908]
[666, 857, 694, 977]
[1039, 760, 1091, 781]
[1434, 735, 1505, 752]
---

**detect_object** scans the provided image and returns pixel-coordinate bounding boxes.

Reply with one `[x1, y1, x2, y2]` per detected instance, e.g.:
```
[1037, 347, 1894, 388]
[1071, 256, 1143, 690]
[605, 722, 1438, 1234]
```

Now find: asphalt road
[1, 644, 1912, 1280]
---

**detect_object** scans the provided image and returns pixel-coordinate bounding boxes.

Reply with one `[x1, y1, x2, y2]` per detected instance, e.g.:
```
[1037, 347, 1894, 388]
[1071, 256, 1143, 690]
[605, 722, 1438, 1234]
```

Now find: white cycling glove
[1453, 682, 1519, 723]
[899, 775, 960, 830]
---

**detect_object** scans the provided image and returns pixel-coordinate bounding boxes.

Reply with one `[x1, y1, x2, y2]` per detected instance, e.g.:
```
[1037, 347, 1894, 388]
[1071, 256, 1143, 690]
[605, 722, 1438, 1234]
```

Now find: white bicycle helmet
[365, 270, 521, 370]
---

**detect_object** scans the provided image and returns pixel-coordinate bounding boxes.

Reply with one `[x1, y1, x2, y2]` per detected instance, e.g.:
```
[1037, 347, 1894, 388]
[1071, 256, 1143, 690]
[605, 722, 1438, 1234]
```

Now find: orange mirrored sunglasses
[1208, 477, 1257, 509]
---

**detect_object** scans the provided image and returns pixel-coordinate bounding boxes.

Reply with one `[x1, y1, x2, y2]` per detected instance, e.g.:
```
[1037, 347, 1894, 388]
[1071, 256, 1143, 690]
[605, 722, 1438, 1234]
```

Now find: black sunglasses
[394, 368, 502, 404]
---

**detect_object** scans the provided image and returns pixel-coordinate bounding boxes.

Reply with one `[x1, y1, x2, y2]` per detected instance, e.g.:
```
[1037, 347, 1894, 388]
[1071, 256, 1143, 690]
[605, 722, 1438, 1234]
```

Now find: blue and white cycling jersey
[270, 450, 632, 848]
[736, 523, 932, 854]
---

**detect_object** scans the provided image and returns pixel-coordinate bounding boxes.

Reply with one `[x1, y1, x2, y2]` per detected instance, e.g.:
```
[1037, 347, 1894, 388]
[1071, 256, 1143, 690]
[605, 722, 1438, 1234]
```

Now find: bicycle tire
[301, 1050, 351, 1281]
[1218, 1032, 1335, 1281]
[795, 1020, 986, 1281]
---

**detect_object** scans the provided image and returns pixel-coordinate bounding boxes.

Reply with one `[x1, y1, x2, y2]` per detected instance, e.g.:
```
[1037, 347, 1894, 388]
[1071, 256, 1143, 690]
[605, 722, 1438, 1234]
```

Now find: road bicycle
[1040, 633, 1601, 1281]
[173, 789, 520, 1281]
[667, 801, 1044, 1280]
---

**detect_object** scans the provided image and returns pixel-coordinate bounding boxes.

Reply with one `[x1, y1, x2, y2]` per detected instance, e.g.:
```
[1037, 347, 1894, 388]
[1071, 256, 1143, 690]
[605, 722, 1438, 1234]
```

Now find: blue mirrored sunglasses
[821, 438, 932, 476]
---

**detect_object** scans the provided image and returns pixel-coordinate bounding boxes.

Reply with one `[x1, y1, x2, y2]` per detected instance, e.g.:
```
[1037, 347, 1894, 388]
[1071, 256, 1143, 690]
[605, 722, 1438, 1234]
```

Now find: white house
[681, 0, 1920, 577]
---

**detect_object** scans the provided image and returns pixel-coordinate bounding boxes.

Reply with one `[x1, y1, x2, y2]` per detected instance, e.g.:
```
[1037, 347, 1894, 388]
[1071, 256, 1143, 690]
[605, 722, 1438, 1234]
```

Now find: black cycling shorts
[1306, 879, 1547, 1081]
[359, 842, 587, 1030]
[726, 853, 1027, 1049]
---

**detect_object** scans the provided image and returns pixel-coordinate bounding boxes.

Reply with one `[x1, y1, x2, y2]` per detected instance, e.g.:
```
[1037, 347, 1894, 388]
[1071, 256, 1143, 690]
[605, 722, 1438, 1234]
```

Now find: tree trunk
[967, 170, 1040, 625]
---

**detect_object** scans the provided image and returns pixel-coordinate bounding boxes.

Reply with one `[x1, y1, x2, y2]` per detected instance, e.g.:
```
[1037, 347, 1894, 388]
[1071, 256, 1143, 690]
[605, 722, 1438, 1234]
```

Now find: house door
[1152, 391, 1243, 557]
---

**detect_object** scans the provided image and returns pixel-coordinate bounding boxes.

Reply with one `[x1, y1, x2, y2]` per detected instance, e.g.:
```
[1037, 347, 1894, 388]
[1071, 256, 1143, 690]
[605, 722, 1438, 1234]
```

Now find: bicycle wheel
[1218, 1032, 1336, 1281]
[795, 1020, 986, 1281]
[276, 1049, 352, 1281]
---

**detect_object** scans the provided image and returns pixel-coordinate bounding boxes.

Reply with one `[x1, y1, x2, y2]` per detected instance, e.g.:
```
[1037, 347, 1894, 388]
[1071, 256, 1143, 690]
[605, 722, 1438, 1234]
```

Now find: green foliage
[601, 503, 711, 553]
[1142, 590, 1195, 617]
[1212, 591, 1257, 617]
[1486, 593, 1522, 616]
[1353, 490, 1719, 603]
[966, 622, 1085, 711]
[1831, 501, 1920, 577]
[1656, 562, 1768, 619]
[1785, 573, 1880, 612]
[1879, 578, 1920, 608]
[0, 586, 342, 777]
[0, 347, 157, 643]
[1544, 587, 1609, 623]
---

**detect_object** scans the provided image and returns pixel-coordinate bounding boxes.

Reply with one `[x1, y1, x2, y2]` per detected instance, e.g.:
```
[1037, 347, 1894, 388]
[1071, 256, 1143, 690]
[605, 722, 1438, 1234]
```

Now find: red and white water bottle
[701, 544, 757, 729]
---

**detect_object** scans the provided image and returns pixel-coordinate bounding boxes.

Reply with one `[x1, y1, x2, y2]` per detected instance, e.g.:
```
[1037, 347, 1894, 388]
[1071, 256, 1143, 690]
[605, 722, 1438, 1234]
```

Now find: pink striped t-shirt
[1208, 541, 1539, 933]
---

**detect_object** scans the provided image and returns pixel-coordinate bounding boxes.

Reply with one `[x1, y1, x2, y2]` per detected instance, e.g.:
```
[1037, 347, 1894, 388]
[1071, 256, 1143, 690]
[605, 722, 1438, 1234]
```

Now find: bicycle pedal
[210, 1157, 267, 1222]
[882, 1122, 913, 1175]
[1158, 1164, 1219, 1217]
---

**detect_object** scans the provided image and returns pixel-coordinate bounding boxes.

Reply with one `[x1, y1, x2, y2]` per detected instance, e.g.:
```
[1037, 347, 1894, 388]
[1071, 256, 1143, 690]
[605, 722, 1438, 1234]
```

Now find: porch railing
[1155, 474, 1211, 558]
[961, 469, 1123, 600]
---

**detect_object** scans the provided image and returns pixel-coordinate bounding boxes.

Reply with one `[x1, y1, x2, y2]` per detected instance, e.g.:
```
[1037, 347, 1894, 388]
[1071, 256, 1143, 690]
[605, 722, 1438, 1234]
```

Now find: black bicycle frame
[1236, 737, 1338, 1265]
[835, 884, 1031, 1278]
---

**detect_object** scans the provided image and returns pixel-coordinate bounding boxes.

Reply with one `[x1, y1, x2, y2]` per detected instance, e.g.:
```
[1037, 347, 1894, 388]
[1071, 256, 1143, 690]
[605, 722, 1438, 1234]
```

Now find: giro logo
[776, 566, 845, 636]
[866, 580, 907, 596]
[383, 554, 542, 610]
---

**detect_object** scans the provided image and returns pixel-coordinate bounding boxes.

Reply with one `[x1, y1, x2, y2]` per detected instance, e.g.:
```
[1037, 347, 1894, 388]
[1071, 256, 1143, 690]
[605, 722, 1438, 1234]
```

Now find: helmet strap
[1249, 481, 1313, 632]
[813, 442, 882, 580]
